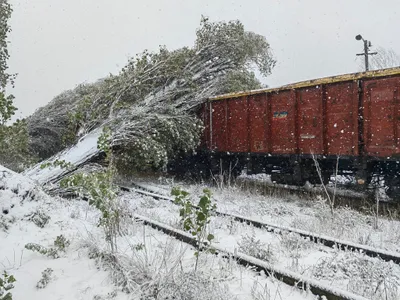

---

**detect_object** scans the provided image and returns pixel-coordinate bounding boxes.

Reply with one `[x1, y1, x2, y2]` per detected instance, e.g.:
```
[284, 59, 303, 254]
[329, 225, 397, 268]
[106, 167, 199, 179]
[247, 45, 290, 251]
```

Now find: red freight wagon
[196, 67, 400, 197]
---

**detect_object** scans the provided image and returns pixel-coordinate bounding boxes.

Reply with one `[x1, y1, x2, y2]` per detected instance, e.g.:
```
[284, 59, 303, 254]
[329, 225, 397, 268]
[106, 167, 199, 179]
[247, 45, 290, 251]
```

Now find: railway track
[134, 213, 368, 300]
[122, 181, 400, 265]
[236, 176, 400, 217]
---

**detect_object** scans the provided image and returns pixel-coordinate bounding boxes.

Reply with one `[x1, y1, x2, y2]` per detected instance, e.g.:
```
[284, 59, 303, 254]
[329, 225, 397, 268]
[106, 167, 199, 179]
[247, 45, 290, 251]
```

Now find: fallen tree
[27, 16, 276, 179]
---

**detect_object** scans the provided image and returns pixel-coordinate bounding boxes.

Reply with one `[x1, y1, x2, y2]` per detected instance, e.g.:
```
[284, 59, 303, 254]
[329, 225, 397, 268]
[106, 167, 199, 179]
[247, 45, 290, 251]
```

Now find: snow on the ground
[240, 173, 354, 185]
[123, 187, 400, 299]
[128, 178, 400, 299]
[23, 127, 103, 184]
[1, 166, 317, 300]
[1, 166, 121, 300]
[138, 178, 400, 253]
[239, 173, 366, 198]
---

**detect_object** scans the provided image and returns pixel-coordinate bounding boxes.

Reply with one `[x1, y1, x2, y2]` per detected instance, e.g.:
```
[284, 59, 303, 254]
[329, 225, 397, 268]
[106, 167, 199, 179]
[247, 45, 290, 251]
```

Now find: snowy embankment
[0, 166, 118, 299]
[23, 127, 103, 184]
[2, 166, 319, 300]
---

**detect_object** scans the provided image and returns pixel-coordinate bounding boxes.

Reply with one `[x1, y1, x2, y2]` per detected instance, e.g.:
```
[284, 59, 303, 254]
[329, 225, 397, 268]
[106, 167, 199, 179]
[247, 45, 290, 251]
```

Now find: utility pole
[355, 34, 377, 71]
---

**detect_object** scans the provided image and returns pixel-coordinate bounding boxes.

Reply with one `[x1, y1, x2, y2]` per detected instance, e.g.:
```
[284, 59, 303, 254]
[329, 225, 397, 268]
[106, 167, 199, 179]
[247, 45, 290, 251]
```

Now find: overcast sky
[7, 0, 400, 118]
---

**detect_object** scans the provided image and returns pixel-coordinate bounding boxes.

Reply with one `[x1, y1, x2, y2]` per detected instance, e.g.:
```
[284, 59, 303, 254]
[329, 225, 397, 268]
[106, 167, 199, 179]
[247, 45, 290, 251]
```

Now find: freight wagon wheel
[271, 171, 306, 186]
[386, 186, 400, 201]
[293, 164, 307, 186]
[384, 175, 400, 201]
[308, 170, 330, 186]
[271, 173, 300, 185]
[321, 171, 331, 185]
[230, 165, 243, 178]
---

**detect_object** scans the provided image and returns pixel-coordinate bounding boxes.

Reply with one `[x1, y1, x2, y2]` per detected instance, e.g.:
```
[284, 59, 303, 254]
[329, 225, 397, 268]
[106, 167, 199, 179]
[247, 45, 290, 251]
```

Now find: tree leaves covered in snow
[0, 270, 16, 300]
[0, 0, 16, 124]
[0, 119, 36, 172]
[0, 1, 34, 172]
[27, 83, 100, 158]
[28, 16, 276, 173]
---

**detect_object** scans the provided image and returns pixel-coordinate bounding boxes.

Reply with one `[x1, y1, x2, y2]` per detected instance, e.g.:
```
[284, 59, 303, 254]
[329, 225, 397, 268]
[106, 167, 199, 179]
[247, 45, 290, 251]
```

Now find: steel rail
[123, 182, 400, 265]
[135, 213, 368, 300]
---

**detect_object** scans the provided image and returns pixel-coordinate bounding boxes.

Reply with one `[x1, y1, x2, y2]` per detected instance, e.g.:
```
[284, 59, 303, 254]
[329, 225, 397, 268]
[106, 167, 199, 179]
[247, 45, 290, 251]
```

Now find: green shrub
[171, 187, 216, 271]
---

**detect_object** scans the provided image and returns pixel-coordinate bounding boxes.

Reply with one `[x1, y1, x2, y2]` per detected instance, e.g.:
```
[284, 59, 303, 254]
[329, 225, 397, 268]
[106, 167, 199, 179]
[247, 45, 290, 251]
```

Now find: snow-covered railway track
[134, 213, 368, 300]
[237, 177, 400, 216]
[122, 182, 400, 265]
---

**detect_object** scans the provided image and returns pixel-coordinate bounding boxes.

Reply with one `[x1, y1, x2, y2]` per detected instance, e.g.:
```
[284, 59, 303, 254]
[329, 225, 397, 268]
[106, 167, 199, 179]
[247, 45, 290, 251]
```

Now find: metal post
[356, 34, 377, 72]
[364, 40, 369, 71]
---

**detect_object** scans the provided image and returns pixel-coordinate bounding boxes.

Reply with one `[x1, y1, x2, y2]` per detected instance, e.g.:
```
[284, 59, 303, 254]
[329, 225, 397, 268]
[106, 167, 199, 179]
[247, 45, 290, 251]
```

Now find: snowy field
[1, 166, 320, 300]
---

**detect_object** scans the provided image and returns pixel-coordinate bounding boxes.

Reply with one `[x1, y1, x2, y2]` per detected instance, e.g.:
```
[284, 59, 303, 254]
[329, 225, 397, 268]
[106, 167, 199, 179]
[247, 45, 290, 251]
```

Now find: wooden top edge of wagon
[209, 66, 400, 101]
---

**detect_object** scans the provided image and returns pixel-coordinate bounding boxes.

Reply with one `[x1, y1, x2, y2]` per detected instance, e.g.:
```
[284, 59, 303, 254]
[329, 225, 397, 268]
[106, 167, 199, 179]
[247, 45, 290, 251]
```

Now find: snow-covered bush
[313, 252, 400, 299]
[36, 268, 53, 289]
[46, 129, 127, 252]
[290, 199, 381, 248]
[0, 215, 15, 232]
[24, 235, 70, 259]
[0, 271, 16, 300]
[0, 0, 33, 173]
[251, 280, 271, 300]
[93, 291, 118, 300]
[53, 235, 71, 251]
[85, 233, 233, 300]
[280, 232, 311, 254]
[25, 209, 50, 228]
[211, 215, 240, 235]
[0, 165, 48, 233]
[237, 232, 274, 262]
[144, 271, 232, 300]
[61, 168, 121, 252]
[25, 236, 70, 259]
[0, 119, 36, 172]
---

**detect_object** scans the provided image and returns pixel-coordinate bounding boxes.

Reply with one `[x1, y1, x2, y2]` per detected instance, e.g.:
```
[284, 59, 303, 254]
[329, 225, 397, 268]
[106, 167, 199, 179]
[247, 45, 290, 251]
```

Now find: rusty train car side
[171, 67, 400, 198]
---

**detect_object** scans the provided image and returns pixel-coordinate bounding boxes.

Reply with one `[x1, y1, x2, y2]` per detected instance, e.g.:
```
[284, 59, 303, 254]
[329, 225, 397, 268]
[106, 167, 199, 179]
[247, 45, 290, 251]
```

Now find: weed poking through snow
[53, 234, 71, 251]
[36, 268, 53, 289]
[313, 252, 400, 299]
[0, 271, 16, 300]
[237, 232, 274, 262]
[25, 209, 50, 228]
[251, 280, 271, 300]
[25, 235, 70, 259]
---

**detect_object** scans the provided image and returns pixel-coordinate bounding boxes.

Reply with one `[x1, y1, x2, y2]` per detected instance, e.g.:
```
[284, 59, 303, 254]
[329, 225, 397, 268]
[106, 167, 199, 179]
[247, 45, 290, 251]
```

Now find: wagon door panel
[297, 87, 324, 154]
[227, 97, 249, 152]
[200, 102, 210, 149]
[325, 82, 359, 155]
[270, 91, 296, 154]
[210, 100, 227, 152]
[248, 94, 269, 153]
[363, 77, 400, 157]
[396, 89, 400, 151]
